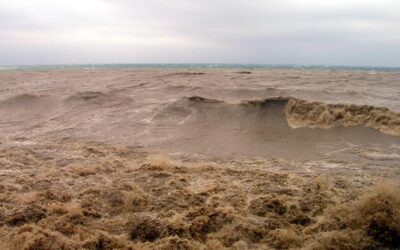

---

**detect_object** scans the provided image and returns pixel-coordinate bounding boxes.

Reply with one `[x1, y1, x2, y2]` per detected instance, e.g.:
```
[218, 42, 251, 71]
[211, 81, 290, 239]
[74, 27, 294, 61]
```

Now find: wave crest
[285, 97, 400, 136]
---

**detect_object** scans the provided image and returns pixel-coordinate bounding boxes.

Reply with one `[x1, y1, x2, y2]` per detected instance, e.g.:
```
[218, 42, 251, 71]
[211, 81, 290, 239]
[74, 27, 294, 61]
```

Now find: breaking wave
[180, 95, 400, 137]
[285, 98, 400, 137]
[150, 95, 400, 160]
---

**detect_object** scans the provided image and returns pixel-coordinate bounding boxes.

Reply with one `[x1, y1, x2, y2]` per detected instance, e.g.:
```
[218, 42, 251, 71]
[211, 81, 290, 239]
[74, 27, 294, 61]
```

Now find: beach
[0, 68, 399, 249]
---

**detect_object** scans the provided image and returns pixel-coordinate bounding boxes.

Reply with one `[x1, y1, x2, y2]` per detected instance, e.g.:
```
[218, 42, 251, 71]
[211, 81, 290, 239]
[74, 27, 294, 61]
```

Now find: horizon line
[1, 62, 400, 69]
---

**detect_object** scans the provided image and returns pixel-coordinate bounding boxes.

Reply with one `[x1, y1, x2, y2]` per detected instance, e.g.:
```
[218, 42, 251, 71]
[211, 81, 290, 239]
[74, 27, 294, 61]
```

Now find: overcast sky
[0, 0, 399, 66]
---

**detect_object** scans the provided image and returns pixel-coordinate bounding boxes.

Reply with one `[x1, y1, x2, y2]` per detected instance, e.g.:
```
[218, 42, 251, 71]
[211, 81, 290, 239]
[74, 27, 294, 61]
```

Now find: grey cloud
[0, 0, 399, 66]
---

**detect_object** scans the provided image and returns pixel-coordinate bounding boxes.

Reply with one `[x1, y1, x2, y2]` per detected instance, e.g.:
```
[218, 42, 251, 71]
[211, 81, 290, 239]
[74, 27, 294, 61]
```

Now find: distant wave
[64, 91, 107, 103]
[63, 91, 133, 107]
[0, 94, 54, 109]
[1, 64, 400, 72]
